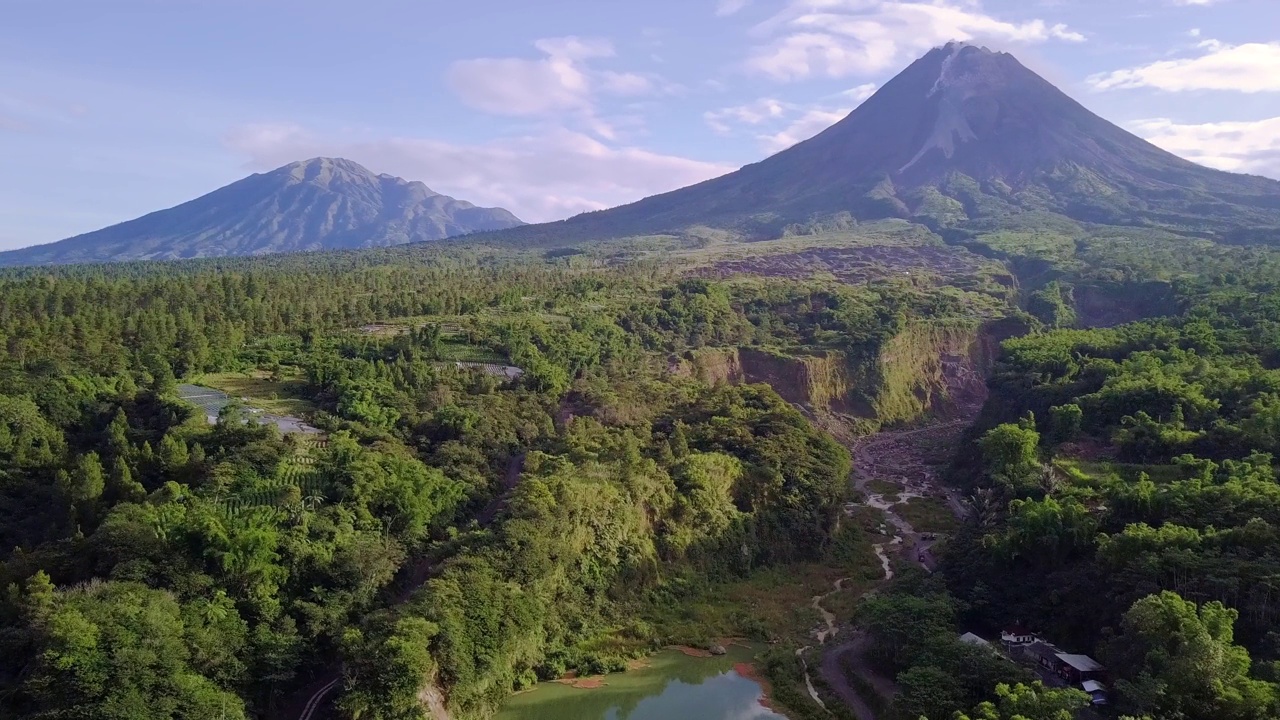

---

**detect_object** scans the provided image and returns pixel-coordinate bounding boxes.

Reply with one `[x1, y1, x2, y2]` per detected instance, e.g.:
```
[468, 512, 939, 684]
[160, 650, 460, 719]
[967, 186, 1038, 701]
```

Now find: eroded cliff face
[676, 347, 745, 386]
[673, 347, 848, 407]
[856, 322, 996, 425]
[673, 319, 1013, 427]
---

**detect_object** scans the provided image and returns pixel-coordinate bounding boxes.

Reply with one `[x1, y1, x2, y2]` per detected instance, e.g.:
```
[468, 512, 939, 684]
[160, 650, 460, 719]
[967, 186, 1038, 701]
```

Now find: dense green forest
[0, 239, 980, 719]
[931, 272, 1280, 719]
[850, 233, 1280, 720]
[4, 227, 1280, 720]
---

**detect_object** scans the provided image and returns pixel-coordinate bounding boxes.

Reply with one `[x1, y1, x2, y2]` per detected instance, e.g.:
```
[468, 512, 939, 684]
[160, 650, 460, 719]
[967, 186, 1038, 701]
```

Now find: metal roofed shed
[959, 632, 992, 649]
[178, 383, 321, 435]
[1056, 654, 1104, 672]
[449, 362, 524, 380]
[178, 383, 230, 424]
[1081, 679, 1109, 705]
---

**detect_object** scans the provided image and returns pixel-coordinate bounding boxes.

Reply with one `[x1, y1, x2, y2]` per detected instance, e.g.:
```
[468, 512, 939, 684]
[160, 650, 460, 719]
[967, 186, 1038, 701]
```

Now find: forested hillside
[938, 273, 1280, 719]
[3, 220, 1280, 720]
[843, 229, 1280, 720]
[0, 237, 997, 719]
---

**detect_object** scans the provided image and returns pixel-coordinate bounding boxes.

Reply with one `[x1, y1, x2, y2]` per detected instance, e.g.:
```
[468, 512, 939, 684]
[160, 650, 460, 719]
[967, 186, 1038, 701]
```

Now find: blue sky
[2, 0, 1278, 250]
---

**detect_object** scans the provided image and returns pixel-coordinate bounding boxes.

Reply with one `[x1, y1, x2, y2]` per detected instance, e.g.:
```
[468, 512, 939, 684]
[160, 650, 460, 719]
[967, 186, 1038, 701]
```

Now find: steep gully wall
[672, 319, 1021, 427]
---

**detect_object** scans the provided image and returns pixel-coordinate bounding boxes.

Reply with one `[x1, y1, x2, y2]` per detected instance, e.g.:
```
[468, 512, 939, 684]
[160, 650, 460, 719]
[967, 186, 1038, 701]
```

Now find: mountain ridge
[0, 158, 524, 265]
[8, 44, 1280, 266]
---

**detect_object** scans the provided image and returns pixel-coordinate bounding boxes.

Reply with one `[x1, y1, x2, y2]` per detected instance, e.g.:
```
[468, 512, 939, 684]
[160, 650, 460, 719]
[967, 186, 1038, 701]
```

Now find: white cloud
[745, 0, 1083, 81]
[758, 86, 876, 152]
[447, 36, 607, 116]
[759, 107, 850, 152]
[1089, 41, 1280, 92]
[597, 71, 655, 95]
[1131, 116, 1280, 178]
[705, 98, 789, 133]
[533, 36, 614, 61]
[717, 0, 752, 16]
[838, 82, 879, 102]
[1172, 0, 1223, 5]
[225, 123, 737, 224]
[446, 35, 669, 136]
[705, 83, 877, 152]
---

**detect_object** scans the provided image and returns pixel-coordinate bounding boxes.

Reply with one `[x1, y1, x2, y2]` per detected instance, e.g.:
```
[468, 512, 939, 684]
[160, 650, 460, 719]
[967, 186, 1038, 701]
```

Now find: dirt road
[821, 632, 899, 720]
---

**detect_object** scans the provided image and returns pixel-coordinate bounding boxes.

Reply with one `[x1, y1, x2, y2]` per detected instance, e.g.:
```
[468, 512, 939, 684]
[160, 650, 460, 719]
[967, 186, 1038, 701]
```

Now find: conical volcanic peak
[0, 159, 524, 265]
[477, 45, 1280, 246]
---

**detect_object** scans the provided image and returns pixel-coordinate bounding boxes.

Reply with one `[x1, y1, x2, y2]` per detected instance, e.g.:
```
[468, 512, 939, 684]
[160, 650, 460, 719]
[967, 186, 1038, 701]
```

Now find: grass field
[640, 521, 886, 649]
[199, 371, 317, 417]
[898, 496, 962, 534]
[1054, 457, 1187, 486]
[864, 479, 901, 495]
[642, 563, 870, 647]
[435, 338, 505, 363]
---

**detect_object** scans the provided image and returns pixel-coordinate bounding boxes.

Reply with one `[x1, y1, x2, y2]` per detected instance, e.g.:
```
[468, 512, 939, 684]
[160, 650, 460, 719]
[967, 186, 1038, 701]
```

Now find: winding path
[296, 678, 340, 720]
[809, 414, 975, 720]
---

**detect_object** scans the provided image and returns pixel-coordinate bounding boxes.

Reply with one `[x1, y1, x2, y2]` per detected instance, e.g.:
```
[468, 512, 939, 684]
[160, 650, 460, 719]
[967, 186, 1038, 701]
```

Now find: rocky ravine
[804, 352, 983, 720]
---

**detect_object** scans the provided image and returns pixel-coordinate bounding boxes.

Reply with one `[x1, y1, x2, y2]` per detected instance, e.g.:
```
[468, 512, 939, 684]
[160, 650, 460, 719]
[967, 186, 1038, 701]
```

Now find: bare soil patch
[733, 663, 778, 711]
[697, 246, 988, 285]
[553, 672, 608, 689]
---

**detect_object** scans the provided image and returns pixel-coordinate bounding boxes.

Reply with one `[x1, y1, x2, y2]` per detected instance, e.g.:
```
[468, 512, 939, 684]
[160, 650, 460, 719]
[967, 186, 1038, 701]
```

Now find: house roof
[959, 632, 992, 648]
[1002, 625, 1032, 635]
[1081, 680, 1107, 693]
[1026, 640, 1061, 656]
[1056, 653, 1104, 672]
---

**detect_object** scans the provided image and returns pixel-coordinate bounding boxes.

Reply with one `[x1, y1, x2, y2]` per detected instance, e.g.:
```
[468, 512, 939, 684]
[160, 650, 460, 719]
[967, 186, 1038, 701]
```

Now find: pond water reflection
[495, 648, 788, 720]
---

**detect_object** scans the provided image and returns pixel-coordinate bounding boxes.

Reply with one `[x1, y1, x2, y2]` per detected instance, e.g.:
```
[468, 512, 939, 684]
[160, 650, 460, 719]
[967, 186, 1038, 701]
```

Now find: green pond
[495, 646, 788, 720]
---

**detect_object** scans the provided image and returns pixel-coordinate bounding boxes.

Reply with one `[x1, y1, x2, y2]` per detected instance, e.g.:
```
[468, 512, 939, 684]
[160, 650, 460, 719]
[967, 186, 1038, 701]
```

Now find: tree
[1104, 591, 1280, 720]
[109, 456, 146, 503]
[0, 395, 65, 469]
[22, 571, 56, 627]
[859, 592, 957, 671]
[897, 665, 965, 720]
[107, 407, 131, 458]
[669, 421, 690, 458]
[420, 323, 444, 359]
[339, 617, 440, 720]
[64, 452, 107, 505]
[158, 433, 190, 471]
[979, 421, 1042, 496]
[23, 581, 247, 719]
[1048, 403, 1083, 445]
[996, 496, 1098, 567]
[952, 682, 1090, 720]
[663, 452, 742, 557]
[146, 354, 178, 395]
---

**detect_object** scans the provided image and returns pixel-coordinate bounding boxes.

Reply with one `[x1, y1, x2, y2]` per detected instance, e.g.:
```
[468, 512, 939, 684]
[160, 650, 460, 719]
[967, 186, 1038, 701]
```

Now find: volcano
[0, 158, 524, 265]
[485, 42, 1280, 245]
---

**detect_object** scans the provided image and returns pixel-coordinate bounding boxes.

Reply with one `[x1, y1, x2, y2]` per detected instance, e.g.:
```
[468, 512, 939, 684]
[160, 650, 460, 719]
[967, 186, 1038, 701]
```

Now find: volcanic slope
[479, 43, 1280, 246]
